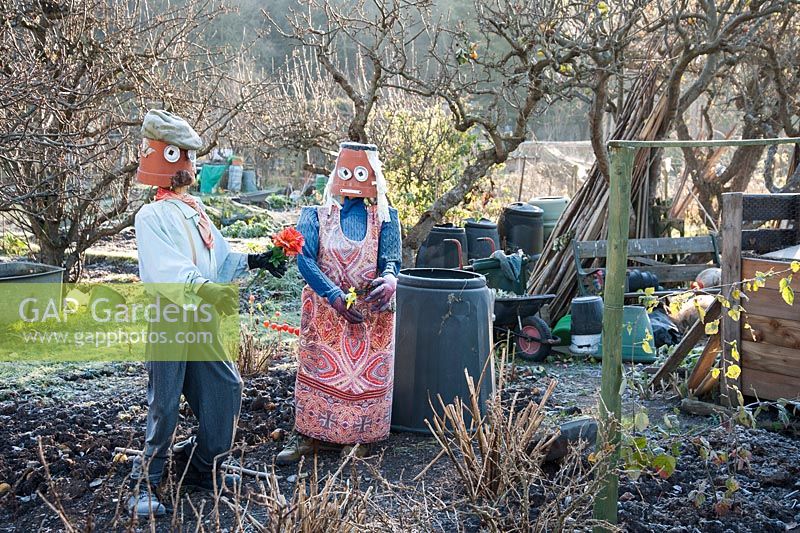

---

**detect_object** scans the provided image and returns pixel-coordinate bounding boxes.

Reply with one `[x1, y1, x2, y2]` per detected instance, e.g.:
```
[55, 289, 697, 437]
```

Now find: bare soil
[1, 229, 799, 531]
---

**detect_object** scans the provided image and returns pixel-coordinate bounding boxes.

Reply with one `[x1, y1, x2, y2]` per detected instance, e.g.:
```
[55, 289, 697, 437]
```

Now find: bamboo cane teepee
[527, 70, 672, 321]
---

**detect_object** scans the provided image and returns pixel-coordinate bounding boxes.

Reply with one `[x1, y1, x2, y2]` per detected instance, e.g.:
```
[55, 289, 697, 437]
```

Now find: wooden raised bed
[720, 193, 800, 405]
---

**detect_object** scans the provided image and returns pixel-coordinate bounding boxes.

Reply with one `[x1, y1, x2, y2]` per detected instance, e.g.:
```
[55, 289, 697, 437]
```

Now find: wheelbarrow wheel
[514, 316, 552, 362]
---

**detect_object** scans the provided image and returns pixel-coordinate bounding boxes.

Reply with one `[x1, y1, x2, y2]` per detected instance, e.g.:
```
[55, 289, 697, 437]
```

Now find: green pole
[593, 145, 635, 531]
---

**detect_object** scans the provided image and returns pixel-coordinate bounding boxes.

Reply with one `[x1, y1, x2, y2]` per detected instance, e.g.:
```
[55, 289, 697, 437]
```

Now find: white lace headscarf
[323, 142, 391, 224]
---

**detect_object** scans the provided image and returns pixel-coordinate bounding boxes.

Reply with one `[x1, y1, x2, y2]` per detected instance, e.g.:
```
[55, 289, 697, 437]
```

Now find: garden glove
[330, 295, 365, 324]
[197, 282, 239, 316]
[248, 250, 288, 278]
[364, 274, 397, 312]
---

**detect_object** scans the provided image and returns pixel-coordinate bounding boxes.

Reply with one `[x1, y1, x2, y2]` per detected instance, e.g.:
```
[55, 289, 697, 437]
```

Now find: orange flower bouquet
[268, 226, 304, 267]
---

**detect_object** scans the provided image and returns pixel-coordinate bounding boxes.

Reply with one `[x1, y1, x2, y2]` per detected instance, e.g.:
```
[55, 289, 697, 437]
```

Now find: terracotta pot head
[137, 139, 196, 188]
[136, 109, 202, 188]
[323, 141, 391, 223]
[329, 143, 379, 198]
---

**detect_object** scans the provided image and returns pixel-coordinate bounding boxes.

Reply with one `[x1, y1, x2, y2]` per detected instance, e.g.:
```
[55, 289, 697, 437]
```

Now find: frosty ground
[1, 229, 799, 532]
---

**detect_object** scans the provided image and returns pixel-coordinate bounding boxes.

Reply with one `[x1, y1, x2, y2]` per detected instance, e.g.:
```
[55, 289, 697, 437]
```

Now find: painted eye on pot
[163, 144, 180, 163]
[354, 166, 369, 182]
[337, 167, 352, 180]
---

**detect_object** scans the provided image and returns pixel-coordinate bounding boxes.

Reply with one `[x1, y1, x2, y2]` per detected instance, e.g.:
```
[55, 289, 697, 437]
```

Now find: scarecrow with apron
[128, 110, 287, 517]
[277, 142, 401, 464]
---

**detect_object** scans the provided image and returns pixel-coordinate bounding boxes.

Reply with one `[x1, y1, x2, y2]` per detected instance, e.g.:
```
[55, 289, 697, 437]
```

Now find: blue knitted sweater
[296, 198, 402, 304]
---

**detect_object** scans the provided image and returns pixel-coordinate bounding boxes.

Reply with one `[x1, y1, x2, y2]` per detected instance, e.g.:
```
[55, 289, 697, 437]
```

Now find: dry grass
[222, 451, 374, 532]
[31, 353, 617, 532]
[234, 322, 275, 377]
[36, 442, 436, 532]
[423, 353, 618, 532]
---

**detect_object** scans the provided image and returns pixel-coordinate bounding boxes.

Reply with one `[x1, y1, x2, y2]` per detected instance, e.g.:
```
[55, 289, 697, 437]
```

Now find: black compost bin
[414, 224, 468, 268]
[391, 268, 494, 433]
[500, 202, 544, 255]
[464, 218, 500, 261]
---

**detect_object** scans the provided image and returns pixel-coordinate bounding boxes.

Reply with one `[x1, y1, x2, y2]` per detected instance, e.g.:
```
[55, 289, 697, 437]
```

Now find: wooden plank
[740, 367, 800, 401]
[741, 229, 797, 254]
[745, 314, 800, 350]
[609, 138, 800, 149]
[680, 398, 733, 417]
[741, 340, 800, 379]
[741, 257, 793, 291]
[625, 288, 719, 299]
[629, 257, 668, 266]
[720, 192, 743, 408]
[575, 236, 717, 259]
[745, 289, 800, 322]
[648, 298, 722, 389]
[642, 264, 715, 284]
[694, 370, 719, 397]
[687, 334, 721, 391]
[741, 194, 798, 222]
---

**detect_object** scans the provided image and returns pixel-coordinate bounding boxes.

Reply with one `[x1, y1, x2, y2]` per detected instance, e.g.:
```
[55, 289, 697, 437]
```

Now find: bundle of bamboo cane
[527, 70, 671, 321]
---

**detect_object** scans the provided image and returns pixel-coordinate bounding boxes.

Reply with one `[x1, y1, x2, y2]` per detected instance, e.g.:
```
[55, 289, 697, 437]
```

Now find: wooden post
[593, 145, 635, 532]
[517, 157, 527, 202]
[720, 192, 743, 407]
[572, 165, 579, 196]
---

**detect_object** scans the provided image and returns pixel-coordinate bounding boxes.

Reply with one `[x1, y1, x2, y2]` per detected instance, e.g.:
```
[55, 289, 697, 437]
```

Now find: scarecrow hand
[330, 296, 365, 324]
[197, 282, 239, 316]
[248, 251, 288, 278]
[365, 275, 397, 312]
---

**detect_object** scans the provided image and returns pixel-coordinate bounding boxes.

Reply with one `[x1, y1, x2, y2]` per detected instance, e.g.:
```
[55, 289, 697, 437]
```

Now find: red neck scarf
[155, 187, 215, 250]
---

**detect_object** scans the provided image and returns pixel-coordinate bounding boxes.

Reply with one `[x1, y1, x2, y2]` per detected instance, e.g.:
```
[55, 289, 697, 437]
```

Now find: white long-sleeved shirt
[134, 197, 248, 305]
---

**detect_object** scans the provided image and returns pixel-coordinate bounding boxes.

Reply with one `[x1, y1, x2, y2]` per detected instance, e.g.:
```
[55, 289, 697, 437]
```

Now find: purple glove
[330, 295, 365, 324]
[365, 274, 397, 312]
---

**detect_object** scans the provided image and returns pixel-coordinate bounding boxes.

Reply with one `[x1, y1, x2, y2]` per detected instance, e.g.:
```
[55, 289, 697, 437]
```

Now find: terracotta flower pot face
[329, 147, 377, 198]
[137, 138, 195, 187]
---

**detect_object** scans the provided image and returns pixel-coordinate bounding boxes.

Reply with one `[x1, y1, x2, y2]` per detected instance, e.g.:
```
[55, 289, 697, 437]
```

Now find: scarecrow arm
[206, 209, 248, 282]
[296, 207, 345, 304]
[377, 207, 402, 278]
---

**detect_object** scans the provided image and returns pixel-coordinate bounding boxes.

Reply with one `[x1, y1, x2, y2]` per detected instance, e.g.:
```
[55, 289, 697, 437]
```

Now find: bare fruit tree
[0, 0, 274, 279]
[247, 50, 349, 175]
[387, 0, 646, 256]
[268, 0, 648, 262]
[642, 0, 800, 222]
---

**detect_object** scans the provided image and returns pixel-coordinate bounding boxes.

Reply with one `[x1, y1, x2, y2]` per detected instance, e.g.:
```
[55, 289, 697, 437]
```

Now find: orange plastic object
[329, 147, 377, 198]
[137, 138, 195, 187]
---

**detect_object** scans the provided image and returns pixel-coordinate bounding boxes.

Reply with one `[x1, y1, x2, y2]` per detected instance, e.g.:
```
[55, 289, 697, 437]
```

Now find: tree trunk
[401, 149, 500, 264]
[27, 214, 80, 281]
[34, 240, 69, 281]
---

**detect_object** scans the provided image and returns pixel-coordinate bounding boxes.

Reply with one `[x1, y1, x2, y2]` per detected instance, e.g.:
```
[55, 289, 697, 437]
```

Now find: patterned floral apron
[295, 204, 395, 444]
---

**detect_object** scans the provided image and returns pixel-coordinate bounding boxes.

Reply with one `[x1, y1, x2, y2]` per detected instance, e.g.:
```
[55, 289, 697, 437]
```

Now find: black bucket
[464, 218, 500, 261]
[391, 268, 494, 433]
[500, 202, 544, 255]
[569, 296, 603, 355]
[414, 224, 468, 269]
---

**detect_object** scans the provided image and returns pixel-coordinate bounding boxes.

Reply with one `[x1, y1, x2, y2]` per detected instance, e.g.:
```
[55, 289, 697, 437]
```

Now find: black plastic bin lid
[504, 202, 544, 217]
[464, 217, 497, 229]
[398, 268, 487, 290]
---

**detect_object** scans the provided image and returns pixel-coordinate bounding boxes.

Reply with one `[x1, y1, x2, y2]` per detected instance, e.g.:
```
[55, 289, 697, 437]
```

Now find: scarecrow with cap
[276, 142, 401, 464]
[128, 110, 287, 517]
